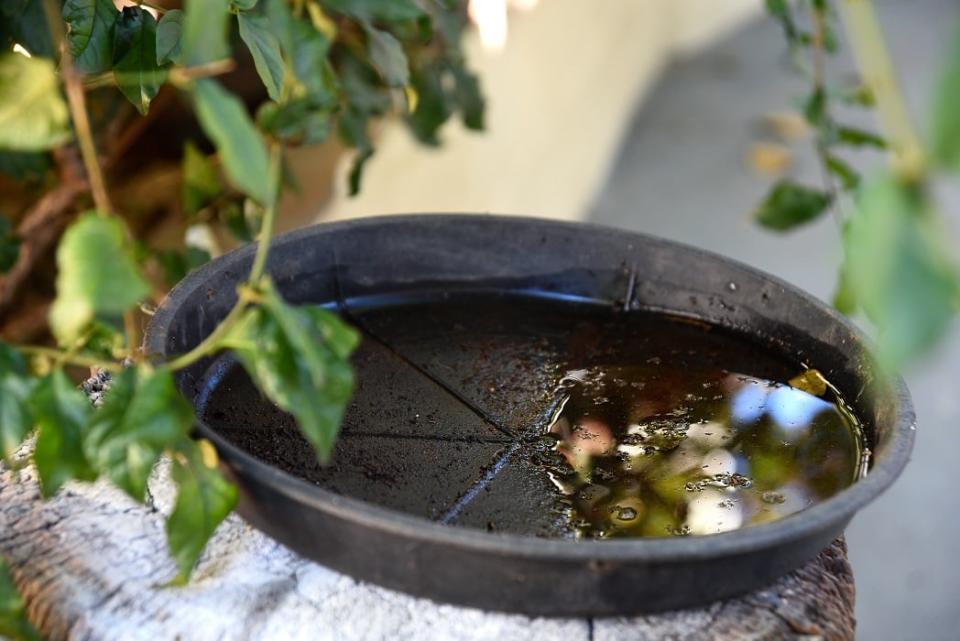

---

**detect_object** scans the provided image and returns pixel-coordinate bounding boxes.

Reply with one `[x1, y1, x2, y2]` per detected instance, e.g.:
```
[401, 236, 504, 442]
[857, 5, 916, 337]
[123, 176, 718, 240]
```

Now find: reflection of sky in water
[731, 382, 767, 424]
[731, 380, 831, 433]
[767, 387, 830, 431]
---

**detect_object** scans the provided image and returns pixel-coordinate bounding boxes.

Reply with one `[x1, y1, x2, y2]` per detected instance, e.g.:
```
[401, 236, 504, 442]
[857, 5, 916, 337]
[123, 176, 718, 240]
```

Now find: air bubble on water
[727, 282, 738, 292]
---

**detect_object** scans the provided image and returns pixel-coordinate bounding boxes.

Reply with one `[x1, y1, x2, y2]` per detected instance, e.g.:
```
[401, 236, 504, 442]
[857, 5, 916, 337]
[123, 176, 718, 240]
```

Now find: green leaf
[1, 0, 54, 59]
[31, 370, 96, 497]
[222, 280, 359, 461]
[323, 0, 425, 22]
[930, 24, 960, 171]
[193, 79, 273, 205]
[754, 180, 832, 231]
[231, 0, 259, 10]
[63, 0, 119, 74]
[364, 24, 409, 87]
[765, 0, 798, 42]
[85, 367, 193, 501]
[238, 13, 285, 102]
[836, 126, 886, 149]
[803, 87, 827, 127]
[0, 558, 41, 641]
[844, 173, 959, 368]
[166, 437, 237, 583]
[181, 0, 230, 66]
[83, 320, 126, 360]
[0, 342, 33, 462]
[154, 247, 210, 286]
[406, 62, 451, 146]
[0, 216, 21, 273]
[112, 7, 165, 115]
[0, 54, 71, 152]
[832, 257, 857, 315]
[257, 98, 332, 145]
[452, 64, 484, 131]
[156, 9, 184, 65]
[263, 1, 335, 104]
[182, 141, 220, 216]
[49, 213, 150, 345]
[825, 154, 860, 191]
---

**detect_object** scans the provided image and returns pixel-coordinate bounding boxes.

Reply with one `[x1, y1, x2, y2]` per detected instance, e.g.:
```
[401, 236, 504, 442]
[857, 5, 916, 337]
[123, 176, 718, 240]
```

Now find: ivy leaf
[754, 180, 832, 231]
[156, 9, 184, 66]
[49, 213, 150, 346]
[181, 0, 230, 66]
[0, 342, 33, 462]
[182, 141, 220, 216]
[0, 216, 20, 273]
[364, 24, 409, 87]
[323, 0, 424, 22]
[193, 79, 273, 205]
[0, 558, 41, 641]
[843, 173, 959, 368]
[0, 54, 71, 151]
[112, 6, 165, 115]
[836, 126, 886, 149]
[238, 13, 285, 102]
[31, 370, 96, 497]
[930, 25, 960, 171]
[166, 437, 237, 584]
[85, 367, 193, 502]
[63, 0, 119, 74]
[222, 280, 360, 462]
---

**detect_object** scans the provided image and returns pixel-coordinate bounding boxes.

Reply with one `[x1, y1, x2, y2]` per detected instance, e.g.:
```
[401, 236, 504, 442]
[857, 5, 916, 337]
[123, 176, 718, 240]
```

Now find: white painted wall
[316, 0, 762, 224]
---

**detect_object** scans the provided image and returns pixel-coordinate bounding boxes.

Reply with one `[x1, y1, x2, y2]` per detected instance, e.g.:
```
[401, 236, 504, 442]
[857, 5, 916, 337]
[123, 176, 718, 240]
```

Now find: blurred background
[298, 1, 957, 639]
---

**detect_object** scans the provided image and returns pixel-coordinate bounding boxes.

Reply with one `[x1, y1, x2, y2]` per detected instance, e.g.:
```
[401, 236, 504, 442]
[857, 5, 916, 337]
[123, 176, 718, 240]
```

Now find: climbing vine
[0, 1, 483, 636]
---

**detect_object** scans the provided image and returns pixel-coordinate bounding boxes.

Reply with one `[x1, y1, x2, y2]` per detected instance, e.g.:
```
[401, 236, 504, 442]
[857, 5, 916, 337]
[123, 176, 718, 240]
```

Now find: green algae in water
[537, 364, 865, 538]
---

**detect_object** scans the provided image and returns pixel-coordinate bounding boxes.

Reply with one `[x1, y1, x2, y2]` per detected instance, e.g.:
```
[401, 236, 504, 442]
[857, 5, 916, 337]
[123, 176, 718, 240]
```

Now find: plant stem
[165, 145, 284, 371]
[43, 0, 113, 215]
[249, 145, 283, 283]
[84, 60, 238, 91]
[16, 345, 122, 371]
[838, 0, 926, 180]
[163, 300, 248, 371]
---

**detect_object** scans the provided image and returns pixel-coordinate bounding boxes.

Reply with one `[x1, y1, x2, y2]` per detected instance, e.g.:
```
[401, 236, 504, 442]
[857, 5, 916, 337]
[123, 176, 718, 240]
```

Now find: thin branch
[0, 178, 86, 320]
[43, 0, 114, 215]
[15, 345, 122, 371]
[838, 0, 926, 180]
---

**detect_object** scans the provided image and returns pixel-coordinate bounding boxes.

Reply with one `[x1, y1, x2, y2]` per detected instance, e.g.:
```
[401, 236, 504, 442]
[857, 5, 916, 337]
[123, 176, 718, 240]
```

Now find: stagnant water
[533, 364, 864, 538]
[199, 292, 866, 538]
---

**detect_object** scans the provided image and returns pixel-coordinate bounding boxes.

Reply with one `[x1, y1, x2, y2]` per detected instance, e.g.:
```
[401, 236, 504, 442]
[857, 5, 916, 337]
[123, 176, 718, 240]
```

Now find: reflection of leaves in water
[539, 365, 864, 539]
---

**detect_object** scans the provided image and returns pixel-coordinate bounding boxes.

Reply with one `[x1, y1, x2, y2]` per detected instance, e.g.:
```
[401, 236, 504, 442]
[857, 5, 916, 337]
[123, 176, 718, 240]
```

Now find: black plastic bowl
[144, 215, 914, 616]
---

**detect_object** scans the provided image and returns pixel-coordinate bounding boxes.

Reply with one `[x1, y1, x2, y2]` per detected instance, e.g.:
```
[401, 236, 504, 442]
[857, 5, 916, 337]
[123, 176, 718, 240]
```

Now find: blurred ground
[587, 2, 960, 639]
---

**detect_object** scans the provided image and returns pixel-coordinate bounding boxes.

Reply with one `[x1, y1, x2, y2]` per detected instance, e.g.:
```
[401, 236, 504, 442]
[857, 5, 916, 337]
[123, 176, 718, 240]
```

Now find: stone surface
[0, 454, 854, 641]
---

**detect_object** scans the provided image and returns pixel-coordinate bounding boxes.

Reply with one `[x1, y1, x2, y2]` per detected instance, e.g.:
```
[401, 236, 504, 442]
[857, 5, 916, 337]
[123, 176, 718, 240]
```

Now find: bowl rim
[146, 213, 916, 562]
